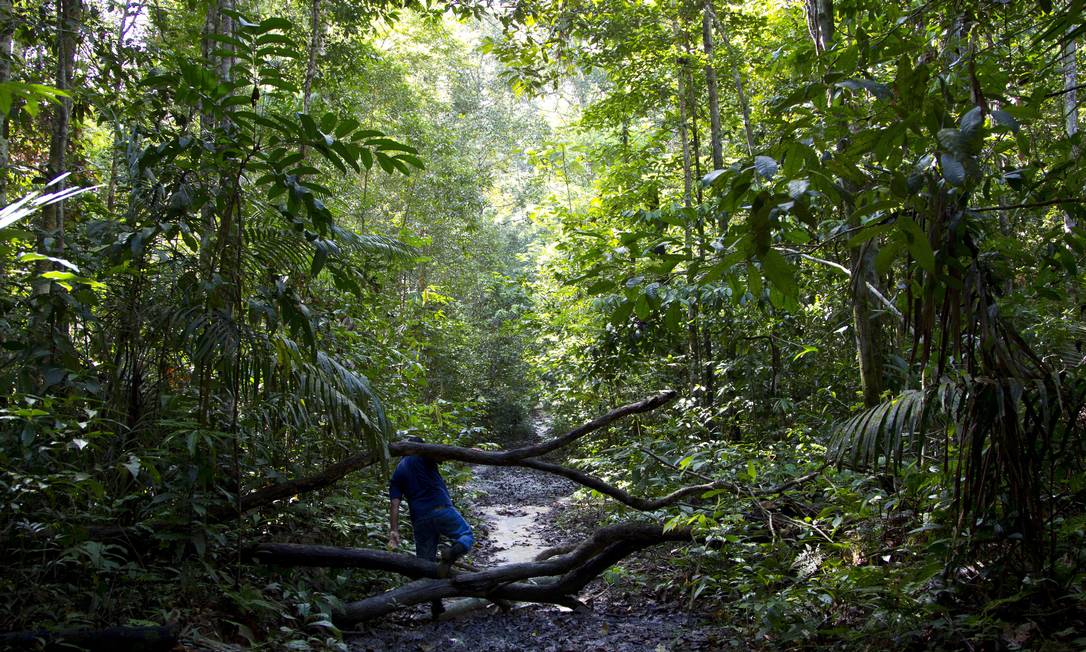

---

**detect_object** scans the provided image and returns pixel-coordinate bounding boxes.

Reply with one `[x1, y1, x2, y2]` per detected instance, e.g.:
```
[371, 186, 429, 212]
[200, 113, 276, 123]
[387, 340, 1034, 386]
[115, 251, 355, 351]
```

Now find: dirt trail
[349, 422, 735, 651]
[468, 460, 576, 566]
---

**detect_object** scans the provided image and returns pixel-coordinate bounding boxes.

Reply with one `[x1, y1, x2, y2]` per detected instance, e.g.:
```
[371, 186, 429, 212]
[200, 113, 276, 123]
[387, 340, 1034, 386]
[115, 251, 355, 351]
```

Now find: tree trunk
[229, 392, 677, 517]
[805, 0, 834, 55]
[803, 0, 883, 405]
[34, 0, 81, 296]
[0, 0, 13, 206]
[701, 0, 723, 170]
[314, 523, 696, 625]
[232, 396, 819, 516]
[850, 240, 884, 407]
[105, 1, 136, 214]
[674, 21, 702, 396]
[302, 0, 320, 114]
[1063, 29, 1078, 232]
[709, 7, 755, 155]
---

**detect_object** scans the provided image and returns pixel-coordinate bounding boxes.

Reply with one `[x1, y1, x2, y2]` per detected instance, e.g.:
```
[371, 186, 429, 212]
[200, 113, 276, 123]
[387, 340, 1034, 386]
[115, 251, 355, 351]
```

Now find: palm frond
[244, 224, 312, 277]
[332, 226, 416, 261]
[0, 175, 98, 230]
[830, 389, 929, 471]
[272, 335, 391, 457]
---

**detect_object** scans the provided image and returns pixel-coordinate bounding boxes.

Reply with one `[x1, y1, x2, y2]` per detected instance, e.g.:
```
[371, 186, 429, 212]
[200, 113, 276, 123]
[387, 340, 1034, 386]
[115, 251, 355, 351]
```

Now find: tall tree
[701, 0, 723, 170]
[1062, 28, 1078, 231]
[34, 0, 81, 297]
[0, 0, 12, 205]
[674, 17, 701, 397]
[805, 0, 833, 54]
[710, 6, 754, 155]
[303, 0, 321, 114]
[803, 0, 884, 406]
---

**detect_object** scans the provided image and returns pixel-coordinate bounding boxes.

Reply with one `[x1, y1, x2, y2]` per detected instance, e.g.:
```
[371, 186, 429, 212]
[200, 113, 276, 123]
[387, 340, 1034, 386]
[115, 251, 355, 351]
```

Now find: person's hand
[388, 530, 401, 550]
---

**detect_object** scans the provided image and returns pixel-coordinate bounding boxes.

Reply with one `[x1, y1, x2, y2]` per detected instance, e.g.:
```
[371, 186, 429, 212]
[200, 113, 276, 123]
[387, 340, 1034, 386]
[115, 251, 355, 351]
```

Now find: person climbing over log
[388, 435, 475, 620]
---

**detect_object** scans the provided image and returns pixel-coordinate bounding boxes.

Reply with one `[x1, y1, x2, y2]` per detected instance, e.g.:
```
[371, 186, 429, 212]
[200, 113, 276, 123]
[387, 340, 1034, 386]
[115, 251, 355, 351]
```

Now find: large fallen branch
[248, 543, 441, 578]
[236, 390, 677, 515]
[250, 523, 693, 625]
[237, 389, 823, 518]
[245, 388, 828, 622]
[237, 452, 377, 514]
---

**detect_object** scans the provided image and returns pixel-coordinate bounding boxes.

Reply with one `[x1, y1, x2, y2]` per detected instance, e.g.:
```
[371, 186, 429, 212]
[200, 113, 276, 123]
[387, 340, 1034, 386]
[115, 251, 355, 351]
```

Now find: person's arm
[389, 497, 402, 549]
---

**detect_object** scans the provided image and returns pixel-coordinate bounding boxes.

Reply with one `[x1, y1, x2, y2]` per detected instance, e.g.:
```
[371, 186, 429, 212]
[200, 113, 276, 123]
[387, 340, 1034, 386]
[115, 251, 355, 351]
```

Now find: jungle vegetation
[1, 0, 1085, 647]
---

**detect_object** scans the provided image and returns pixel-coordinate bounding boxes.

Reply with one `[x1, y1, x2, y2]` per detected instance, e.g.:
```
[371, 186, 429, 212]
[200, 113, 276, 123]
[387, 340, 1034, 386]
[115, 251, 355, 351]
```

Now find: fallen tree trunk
[248, 543, 441, 578]
[242, 390, 829, 624]
[250, 524, 695, 625]
[331, 522, 694, 625]
[0, 624, 178, 652]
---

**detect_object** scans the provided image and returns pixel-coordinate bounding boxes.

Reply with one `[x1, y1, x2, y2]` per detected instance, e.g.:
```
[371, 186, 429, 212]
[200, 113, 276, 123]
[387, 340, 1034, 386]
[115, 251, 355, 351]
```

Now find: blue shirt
[388, 455, 452, 520]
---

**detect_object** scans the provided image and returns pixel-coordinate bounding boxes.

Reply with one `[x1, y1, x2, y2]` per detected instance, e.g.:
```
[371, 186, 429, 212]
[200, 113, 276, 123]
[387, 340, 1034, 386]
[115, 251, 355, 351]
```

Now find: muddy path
[349, 427, 737, 651]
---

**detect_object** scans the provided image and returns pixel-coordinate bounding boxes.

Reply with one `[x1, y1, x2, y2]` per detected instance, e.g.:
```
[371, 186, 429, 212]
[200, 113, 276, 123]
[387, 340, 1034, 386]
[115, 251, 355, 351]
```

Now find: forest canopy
[1, 0, 1085, 648]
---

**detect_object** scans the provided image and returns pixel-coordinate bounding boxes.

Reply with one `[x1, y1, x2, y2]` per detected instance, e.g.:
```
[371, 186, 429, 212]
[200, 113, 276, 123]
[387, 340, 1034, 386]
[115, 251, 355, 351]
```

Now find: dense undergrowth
[4, 0, 1086, 648]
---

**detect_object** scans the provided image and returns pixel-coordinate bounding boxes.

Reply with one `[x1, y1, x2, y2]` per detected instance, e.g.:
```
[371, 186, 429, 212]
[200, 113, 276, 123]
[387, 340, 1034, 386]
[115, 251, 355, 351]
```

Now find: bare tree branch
[233, 392, 677, 516]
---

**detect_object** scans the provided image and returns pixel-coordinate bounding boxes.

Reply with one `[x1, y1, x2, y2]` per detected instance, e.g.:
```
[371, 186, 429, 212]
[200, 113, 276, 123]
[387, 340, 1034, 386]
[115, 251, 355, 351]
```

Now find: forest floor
[348, 431, 739, 651]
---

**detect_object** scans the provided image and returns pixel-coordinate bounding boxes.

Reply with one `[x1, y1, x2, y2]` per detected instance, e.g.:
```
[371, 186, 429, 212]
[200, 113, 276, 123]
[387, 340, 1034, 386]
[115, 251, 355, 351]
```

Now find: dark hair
[405, 435, 424, 443]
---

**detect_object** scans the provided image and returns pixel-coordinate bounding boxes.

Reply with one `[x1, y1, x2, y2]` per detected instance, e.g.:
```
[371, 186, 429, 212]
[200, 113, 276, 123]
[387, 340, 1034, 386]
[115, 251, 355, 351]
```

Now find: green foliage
[4, 0, 1086, 647]
[0, 2, 545, 644]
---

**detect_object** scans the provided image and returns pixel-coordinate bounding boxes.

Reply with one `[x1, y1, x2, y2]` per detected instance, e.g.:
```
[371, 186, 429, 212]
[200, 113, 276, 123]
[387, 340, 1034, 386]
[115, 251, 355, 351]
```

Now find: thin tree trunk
[34, 0, 81, 296]
[674, 20, 701, 395]
[0, 0, 13, 206]
[850, 241, 884, 407]
[106, 0, 136, 213]
[709, 7, 754, 155]
[682, 34, 714, 404]
[302, 0, 320, 114]
[702, 0, 723, 170]
[217, 0, 233, 83]
[805, 0, 834, 54]
[804, 0, 883, 405]
[1062, 28, 1078, 232]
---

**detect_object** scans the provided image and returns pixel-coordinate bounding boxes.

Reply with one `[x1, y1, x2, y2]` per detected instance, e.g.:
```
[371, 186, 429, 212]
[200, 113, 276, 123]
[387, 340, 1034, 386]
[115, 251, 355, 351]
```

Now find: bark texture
[850, 240, 885, 407]
[303, 0, 321, 114]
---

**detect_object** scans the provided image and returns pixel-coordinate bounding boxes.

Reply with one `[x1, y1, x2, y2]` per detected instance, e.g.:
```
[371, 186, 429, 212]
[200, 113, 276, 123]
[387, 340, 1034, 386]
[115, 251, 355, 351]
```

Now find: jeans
[412, 506, 474, 561]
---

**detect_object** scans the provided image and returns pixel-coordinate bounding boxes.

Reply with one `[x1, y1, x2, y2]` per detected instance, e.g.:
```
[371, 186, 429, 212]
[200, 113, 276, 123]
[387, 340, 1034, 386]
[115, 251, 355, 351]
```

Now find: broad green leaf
[793, 345, 819, 361]
[753, 156, 778, 180]
[991, 109, 1020, 132]
[939, 154, 966, 186]
[761, 249, 797, 297]
[334, 117, 359, 138]
[374, 151, 395, 174]
[18, 252, 79, 271]
[702, 169, 728, 187]
[787, 179, 809, 200]
[834, 79, 891, 99]
[747, 264, 763, 297]
[958, 107, 985, 154]
[663, 301, 682, 333]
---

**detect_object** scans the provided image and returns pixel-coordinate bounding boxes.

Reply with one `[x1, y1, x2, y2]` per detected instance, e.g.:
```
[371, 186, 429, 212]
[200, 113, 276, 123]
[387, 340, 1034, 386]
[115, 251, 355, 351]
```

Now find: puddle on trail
[466, 417, 578, 568]
[476, 502, 568, 564]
